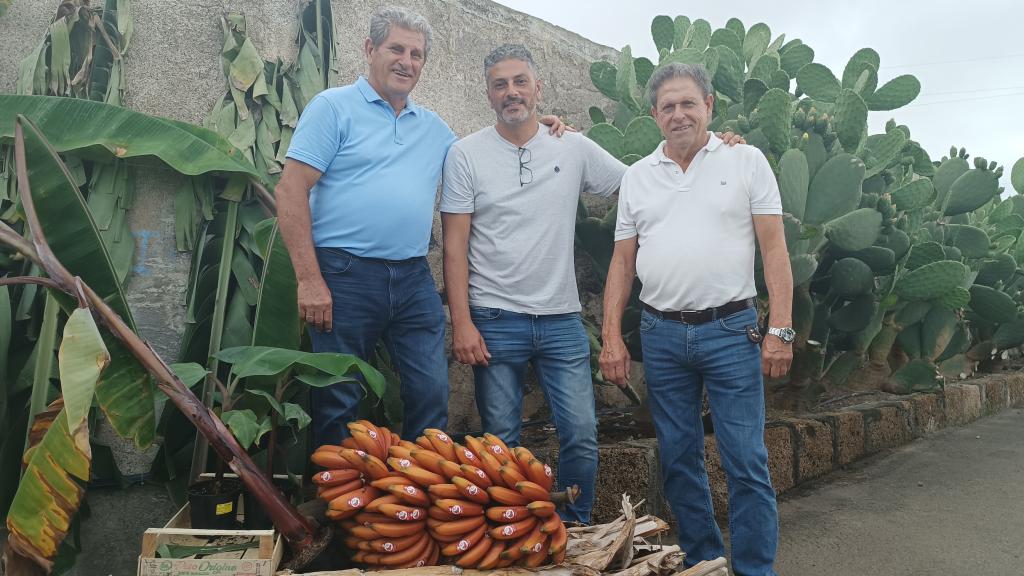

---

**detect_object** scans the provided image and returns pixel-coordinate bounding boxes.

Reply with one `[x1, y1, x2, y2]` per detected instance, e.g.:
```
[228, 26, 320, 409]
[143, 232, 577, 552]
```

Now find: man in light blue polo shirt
[276, 7, 564, 447]
[276, 7, 453, 446]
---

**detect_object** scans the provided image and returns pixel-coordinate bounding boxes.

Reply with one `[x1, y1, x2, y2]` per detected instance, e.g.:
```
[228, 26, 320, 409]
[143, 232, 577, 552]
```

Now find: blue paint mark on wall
[132, 230, 160, 276]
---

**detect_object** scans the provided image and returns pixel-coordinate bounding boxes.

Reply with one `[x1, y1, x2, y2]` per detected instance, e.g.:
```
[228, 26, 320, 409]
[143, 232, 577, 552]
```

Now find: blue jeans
[470, 307, 598, 524]
[308, 247, 448, 447]
[640, 306, 778, 576]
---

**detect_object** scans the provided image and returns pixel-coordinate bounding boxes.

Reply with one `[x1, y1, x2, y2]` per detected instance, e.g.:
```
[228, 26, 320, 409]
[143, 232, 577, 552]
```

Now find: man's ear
[364, 38, 374, 61]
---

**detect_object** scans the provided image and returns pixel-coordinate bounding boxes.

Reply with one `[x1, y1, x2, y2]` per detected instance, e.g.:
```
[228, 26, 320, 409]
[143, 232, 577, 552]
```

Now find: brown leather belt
[643, 297, 755, 324]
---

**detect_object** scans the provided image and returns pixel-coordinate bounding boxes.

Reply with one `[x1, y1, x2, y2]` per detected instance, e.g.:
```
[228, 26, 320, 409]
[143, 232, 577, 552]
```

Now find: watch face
[771, 327, 796, 343]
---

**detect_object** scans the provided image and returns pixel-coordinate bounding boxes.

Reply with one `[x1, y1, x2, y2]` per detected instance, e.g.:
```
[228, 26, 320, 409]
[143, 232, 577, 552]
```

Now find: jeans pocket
[717, 307, 756, 334]
[469, 306, 502, 321]
[639, 310, 660, 332]
[318, 247, 354, 275]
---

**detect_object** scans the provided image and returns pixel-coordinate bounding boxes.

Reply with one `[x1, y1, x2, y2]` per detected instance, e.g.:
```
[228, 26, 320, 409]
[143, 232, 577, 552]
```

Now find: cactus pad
[944, 224, 991, 259]
[590, 61, 619, 101]
[1012, 157, 1024, 195]
[779, 149, 809, 219]
[943, 168, 1000, 216]
[623, 116, 662, 158]
[891, 179, 936, 211]
[757, 88, 792, 154]
[830, 257, 875, 297]
[888, 359, 943, 393]
[968, 284, 1018, 324]
[993, 318, 1024, 350]
[805, 153, 866, 225]
[587, 123, 626, 159]
[796, 63, 841, 102]
[922, 307, 958, 360]
[895, 260, 967, 301]
[866, 75, 921, 111]
[975, 253, 1017, 287]
[905, 241, 945, 270]
[833, 89, 868, 151]
[825, 208, 883, 252]
[651, 16, 675, 53]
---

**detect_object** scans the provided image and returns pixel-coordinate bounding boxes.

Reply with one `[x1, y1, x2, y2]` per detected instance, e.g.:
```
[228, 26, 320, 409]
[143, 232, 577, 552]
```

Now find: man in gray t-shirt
[441, 44, 625, 523]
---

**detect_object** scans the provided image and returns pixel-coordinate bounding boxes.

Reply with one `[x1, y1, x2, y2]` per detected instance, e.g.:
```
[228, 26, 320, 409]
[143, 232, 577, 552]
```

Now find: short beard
[498, 103, 533, 126]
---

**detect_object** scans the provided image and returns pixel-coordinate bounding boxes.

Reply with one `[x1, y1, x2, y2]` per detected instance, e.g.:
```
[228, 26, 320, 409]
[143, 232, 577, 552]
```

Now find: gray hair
[484, 44, 539, 80]
[647, 63, 713, 107]
[369, 6, 433, 56]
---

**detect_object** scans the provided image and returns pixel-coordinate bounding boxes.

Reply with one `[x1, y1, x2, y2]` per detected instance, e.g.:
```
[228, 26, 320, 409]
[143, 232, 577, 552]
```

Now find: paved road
[774, 408, 1024, 576]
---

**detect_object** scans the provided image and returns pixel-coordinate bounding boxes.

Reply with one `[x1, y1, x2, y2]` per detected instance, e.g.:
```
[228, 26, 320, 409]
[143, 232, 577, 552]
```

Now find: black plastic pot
[242, 478, 298, 530]
[187, 478, 242, 529]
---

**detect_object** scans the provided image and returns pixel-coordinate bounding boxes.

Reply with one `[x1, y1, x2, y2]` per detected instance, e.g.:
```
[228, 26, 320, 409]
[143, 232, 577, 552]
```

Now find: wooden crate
[137, 495, 284, 576]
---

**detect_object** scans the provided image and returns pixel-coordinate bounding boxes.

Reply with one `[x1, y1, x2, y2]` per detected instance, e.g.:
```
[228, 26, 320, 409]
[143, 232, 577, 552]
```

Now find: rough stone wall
[0, 0, 631, 467]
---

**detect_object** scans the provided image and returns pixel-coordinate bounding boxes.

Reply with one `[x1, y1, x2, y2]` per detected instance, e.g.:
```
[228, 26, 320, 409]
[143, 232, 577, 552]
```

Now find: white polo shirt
[614, 134, 781, 311]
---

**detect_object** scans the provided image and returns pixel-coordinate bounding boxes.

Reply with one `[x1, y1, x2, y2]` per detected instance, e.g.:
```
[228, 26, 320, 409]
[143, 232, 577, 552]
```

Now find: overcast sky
[496, 0, 1022, 190]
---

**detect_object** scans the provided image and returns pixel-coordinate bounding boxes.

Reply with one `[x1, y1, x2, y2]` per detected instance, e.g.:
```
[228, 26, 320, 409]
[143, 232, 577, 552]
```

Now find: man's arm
[599, 236, 639, 387]
[441, 213, 490, 366]
[275, 159, 330, 331]
[753, 214, 793, 379]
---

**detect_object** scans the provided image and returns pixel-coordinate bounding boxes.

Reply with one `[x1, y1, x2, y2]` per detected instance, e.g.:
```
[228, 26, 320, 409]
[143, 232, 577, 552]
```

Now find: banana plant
[208, 345, 385, 475]
[174, 3, 336, 485]
[0, 113, 333, 573]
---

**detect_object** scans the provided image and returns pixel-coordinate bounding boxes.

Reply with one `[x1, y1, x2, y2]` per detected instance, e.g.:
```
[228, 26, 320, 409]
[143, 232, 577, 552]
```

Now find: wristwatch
[767, 327, 796, 344]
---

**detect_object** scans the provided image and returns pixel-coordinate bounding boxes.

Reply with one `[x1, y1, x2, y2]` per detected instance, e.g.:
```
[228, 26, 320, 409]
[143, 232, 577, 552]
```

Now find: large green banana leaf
[5, 308, 109, 571]
[251, 218, 299, 350]
[18, 115, 156, 447]
[0, 95, 264, 182]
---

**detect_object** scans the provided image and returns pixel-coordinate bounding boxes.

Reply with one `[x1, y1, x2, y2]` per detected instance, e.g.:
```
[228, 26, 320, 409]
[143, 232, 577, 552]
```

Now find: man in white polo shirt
[599, 63, 793, 575]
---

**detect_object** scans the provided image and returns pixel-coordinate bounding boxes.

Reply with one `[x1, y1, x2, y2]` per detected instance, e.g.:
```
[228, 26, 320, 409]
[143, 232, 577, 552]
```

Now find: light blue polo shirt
[286, 76, 456, 259]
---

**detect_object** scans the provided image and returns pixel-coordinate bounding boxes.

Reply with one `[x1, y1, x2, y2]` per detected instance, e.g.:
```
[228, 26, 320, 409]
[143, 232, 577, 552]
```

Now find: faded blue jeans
[640, 306, 778, 576]
[470, 307, 598, 523]
[308, 247, 448, 447]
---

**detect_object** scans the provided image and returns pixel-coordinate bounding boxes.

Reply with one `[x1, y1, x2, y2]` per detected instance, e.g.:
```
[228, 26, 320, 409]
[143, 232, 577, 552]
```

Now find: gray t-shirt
[441, 124, 626, 314]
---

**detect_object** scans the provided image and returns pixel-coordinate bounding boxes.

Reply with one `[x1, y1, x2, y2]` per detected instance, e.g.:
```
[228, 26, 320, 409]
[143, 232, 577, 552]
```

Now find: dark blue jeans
[308, 247, 448, 447]
[470, 307, 598, 524]
[640, 306, 778, 576]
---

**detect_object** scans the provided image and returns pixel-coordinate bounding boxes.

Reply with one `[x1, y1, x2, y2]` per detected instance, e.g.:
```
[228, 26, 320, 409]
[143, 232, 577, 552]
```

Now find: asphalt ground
[772, 408, 1024, 576]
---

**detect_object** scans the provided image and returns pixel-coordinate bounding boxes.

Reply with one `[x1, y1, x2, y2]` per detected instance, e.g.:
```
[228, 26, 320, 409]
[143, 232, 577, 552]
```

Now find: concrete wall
[0, 0, 632, 470]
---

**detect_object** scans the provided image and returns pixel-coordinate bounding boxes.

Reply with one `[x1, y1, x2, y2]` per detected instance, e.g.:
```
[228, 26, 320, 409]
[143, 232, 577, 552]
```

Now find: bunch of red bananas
[311, 421, 568, 569]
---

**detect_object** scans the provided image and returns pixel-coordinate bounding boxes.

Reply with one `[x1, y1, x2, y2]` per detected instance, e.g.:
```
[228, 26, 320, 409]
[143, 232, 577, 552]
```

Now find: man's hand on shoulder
[539, 114, 576, 138]
[298, 275, 333, 333]
[715, 131, 746, 146]
[452, 321, 491, 366]
[761, 331, 793, 379]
